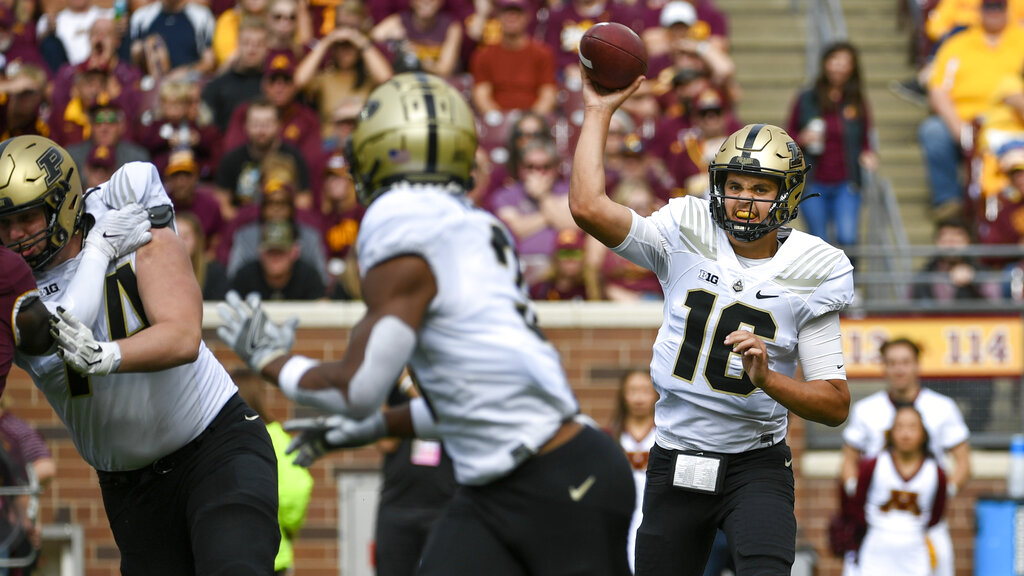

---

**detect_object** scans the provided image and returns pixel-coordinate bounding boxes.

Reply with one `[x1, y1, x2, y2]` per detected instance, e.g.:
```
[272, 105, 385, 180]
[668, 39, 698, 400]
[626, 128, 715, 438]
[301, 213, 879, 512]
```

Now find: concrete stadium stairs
[717, 0, 934, 245]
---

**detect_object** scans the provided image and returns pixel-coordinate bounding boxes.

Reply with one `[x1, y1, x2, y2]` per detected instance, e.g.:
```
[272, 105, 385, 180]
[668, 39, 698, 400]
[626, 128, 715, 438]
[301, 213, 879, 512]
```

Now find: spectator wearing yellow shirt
[213, 0, 270, 69]
[919, 0, 1024, 221]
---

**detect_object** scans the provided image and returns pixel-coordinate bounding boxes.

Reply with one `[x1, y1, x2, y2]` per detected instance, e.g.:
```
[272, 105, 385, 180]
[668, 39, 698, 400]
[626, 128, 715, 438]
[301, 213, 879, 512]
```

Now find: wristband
[279, 355, 319, 400]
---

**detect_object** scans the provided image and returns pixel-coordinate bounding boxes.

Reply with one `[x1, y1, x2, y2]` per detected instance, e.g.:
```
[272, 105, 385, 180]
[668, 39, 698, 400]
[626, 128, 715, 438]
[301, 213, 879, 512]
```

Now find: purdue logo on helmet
[0, 135, 84, 270]
[708, 124, 809, 242]
[344, 72, 478, 205]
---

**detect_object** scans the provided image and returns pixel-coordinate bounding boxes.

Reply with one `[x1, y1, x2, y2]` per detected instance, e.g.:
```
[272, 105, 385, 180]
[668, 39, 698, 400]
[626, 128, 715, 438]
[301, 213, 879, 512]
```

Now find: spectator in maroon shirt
[638, 0, 730, 58]
[222, 52, 324, 205]
[542, 0, 645, 76]
[469, 0, 557, 115]
[530, 227, 589, 301]
[164, 149, 226, 252]
[135, 77, 222, 178]
[0, 3, 50, 79]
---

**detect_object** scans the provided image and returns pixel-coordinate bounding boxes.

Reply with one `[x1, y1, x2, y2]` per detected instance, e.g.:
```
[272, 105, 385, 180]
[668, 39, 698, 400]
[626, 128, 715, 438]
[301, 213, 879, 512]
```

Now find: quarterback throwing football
[569, 73, 855, 575]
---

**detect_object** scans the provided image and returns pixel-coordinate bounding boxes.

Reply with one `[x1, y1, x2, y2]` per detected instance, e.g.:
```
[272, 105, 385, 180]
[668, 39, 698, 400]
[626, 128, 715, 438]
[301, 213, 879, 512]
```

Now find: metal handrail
[804, 0, 848, 80]
[858, 169, 913, 303]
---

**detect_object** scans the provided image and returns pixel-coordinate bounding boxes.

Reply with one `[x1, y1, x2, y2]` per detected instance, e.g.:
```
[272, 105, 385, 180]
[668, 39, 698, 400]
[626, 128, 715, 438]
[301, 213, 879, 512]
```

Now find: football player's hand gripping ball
[283, 414, 387, 467]
[216, 290, 298, 371]
[50, 307, 122, 375]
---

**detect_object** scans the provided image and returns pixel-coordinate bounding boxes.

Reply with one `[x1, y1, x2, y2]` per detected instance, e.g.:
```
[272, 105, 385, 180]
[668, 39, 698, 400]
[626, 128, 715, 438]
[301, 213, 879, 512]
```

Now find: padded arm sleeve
[49, 246, 112, 326]
[798, 311, 847, 382]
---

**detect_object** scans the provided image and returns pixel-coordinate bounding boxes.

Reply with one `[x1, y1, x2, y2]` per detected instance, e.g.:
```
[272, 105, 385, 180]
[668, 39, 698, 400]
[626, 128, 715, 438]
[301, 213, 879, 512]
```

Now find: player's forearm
[116, 320, 201, 372]
[569, 110, 630, 246]
[760, 372, 850, 427]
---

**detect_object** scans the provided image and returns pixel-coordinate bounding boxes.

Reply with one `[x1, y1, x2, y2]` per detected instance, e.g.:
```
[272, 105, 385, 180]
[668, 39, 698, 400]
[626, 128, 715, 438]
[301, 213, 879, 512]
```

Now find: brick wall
[5, 323, 993, 576]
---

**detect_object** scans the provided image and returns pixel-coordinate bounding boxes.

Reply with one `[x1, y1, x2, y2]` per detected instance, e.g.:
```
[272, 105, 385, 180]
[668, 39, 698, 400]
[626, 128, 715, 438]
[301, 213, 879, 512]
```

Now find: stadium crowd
[3, 0, 1020, 303]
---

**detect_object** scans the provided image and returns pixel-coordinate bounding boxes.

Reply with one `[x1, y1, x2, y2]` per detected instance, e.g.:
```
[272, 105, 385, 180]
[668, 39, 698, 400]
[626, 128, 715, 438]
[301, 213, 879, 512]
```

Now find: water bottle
[114, 0, 127, 20]
[1008, 434, 1024, 498]
[805, 118, 826, 156]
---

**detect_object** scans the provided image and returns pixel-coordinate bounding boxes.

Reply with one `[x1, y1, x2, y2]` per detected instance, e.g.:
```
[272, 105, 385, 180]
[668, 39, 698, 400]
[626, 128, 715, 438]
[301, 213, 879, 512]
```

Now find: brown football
[578, 22, 649, 91]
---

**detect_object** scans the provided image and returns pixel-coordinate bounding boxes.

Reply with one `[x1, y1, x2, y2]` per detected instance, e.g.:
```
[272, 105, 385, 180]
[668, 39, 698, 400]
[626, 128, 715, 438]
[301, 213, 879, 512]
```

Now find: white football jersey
[14, 166, 235, 471]
[613, 195, 854, 453]
[357, 184, 579, 485]
[843, 388, 970, 463]
[857, 452, 943, 576]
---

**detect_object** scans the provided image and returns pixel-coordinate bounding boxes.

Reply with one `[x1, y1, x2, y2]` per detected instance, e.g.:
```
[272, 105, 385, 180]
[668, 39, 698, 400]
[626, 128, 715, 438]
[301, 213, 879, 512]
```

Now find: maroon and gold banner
[840, 316, 1024, 378]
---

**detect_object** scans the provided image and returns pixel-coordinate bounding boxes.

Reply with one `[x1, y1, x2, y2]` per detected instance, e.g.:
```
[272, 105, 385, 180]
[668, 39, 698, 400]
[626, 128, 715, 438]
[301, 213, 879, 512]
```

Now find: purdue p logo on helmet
[345, 72, 478, 205]
[0, 135, 84, 270]
[707, 124, 809, 242]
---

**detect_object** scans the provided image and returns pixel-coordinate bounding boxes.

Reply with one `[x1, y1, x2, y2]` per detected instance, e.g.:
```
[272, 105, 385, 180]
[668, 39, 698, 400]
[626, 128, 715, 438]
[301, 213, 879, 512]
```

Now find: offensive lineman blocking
[569, 74, 855, 575]
[0, 136, 280, 576]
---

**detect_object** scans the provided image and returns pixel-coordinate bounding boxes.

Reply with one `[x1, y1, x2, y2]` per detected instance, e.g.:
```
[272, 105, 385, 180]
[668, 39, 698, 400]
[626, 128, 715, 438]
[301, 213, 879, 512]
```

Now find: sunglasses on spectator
[523, 162, 556, 171]
[267, 75, 292, 84]
[271, 12, 296, 20]
[698, 108, 723, 117]
[93, 110, 121, 124]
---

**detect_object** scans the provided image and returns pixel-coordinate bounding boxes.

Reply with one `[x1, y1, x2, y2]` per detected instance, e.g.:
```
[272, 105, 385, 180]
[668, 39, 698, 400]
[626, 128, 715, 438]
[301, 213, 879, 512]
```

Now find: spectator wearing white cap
[647, 1, 736, 105]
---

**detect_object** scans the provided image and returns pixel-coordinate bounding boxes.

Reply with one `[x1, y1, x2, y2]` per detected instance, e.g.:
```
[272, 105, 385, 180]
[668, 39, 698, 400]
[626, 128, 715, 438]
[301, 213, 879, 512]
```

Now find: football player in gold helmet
[1, 134, 283, 576]
[219, 73, 637, 575]
[708, 123, 810, 243]
[570, 70, 854, 575]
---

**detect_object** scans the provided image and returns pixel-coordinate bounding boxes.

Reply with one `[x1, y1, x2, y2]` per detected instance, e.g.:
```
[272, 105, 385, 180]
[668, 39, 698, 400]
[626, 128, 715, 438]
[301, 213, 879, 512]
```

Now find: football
[578, 22, 649, 91]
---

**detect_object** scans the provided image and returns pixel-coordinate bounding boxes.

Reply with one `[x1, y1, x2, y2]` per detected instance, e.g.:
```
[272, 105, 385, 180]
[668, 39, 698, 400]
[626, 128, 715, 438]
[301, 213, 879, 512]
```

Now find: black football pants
[634, 441, 796, 576]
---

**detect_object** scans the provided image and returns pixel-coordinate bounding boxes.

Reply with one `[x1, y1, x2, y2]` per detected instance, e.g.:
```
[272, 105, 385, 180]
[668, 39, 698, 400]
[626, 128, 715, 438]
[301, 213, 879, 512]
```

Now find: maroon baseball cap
[264, 53, 296, 78]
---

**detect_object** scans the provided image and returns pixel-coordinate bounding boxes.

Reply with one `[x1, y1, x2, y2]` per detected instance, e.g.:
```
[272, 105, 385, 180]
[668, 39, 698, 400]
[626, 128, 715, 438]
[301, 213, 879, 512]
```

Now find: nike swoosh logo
[755, 290, 778, 299]
[837, 364, 844, 369]
[569, 475, 596, 502]
[84, 345, 103, 366]
[102, 232, 121, 238]
[784, 458, 793, 468]
[244, 414, 260, 421]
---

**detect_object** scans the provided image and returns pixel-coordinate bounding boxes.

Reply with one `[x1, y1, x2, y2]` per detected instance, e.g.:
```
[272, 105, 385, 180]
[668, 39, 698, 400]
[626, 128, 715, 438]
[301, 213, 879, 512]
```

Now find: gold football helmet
[0, 135, 84, 270]
[708, 124, 809, 242]
[344, 72, 478, 205]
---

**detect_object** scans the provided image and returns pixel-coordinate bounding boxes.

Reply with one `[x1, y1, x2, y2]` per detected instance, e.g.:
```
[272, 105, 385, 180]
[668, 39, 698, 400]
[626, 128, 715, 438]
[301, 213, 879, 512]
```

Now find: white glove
[85, 203, 153, 261]
[50, 306, 121, 375]
[216, 290, 298, 371]
[283, 413, 387, 467]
